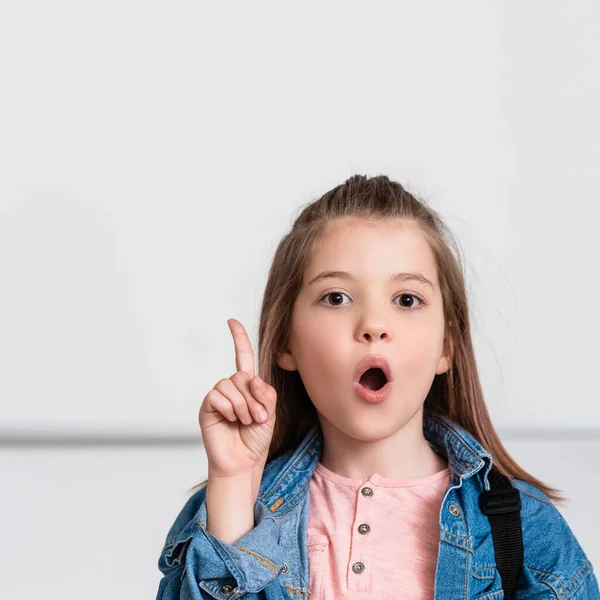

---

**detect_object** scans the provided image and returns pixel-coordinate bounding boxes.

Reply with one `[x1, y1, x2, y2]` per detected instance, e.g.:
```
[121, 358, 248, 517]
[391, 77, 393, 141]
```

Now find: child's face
[277, 217, 451, 442]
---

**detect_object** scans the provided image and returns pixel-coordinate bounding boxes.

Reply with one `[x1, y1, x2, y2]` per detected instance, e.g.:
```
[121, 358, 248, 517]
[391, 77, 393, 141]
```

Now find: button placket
[348, 483, 376, 591]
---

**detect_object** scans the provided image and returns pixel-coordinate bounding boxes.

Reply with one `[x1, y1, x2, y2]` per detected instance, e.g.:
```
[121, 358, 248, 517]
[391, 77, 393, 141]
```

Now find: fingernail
[257, 409, 268, 421]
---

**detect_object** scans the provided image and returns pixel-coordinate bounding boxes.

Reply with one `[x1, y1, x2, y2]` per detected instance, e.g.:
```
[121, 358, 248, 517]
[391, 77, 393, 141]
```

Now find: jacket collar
[258, 412, 494, 516]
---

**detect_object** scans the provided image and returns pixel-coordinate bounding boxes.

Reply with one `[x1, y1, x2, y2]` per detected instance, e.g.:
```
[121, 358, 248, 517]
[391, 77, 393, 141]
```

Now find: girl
[156, 175, 598, 600]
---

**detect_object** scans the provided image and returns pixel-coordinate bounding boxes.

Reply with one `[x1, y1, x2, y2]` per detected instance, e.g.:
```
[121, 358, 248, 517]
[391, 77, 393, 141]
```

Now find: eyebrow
[307, 270, 434, 289]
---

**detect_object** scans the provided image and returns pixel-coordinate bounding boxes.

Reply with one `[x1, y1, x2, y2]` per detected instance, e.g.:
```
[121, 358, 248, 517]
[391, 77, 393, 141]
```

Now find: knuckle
[229, 394, 244, 408]
[237, 396, 252, 410]
[205, 388, 219, 401]
[230, 370, 249, 384]
[238, 396, 251, 411]
[247, 392, 261, 406]
[209, 390, 227, 406]
[214, 378, 229, 390]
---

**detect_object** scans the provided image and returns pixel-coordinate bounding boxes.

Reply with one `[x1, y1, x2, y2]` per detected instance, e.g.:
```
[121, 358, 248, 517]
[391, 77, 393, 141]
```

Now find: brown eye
[320, 291, 348, 307]
[396, 293, 423, 309]
[319, 292, 425, 311]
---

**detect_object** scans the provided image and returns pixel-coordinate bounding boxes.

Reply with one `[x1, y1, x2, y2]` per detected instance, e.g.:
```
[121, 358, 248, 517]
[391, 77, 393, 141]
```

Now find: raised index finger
[227, 318, 255, 378]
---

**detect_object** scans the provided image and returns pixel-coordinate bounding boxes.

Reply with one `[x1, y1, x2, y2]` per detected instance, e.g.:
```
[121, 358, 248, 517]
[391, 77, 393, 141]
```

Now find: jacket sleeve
[573, 567, 599, 599]
[513, 479, 599, 599]
[156, 486, 287, 600]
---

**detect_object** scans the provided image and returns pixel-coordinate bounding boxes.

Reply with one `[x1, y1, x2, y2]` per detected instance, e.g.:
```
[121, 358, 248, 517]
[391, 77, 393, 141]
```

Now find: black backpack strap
[478, 467, 524, 600]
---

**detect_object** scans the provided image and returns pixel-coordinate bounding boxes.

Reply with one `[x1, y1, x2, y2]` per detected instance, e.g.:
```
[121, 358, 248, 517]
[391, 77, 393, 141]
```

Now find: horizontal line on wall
[0, 436, 204, 447]
[0, 422, 599, 446]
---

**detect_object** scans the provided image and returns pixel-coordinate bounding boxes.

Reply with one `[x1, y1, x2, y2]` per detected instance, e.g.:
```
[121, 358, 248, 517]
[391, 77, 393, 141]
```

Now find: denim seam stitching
[476, 591, 503, 600]
[563, 559, 592, 595]
[269, 481, 311, 517]
[440, 534, 473, 554]
[440, 528, 472, 545]
[237, 547, 279, 574]
[529, 566, 568, 599]
[463, 539, 468, 600]
[472, 565, 495, 580]
[530, 560, 593, 599]
[282, 583, 311, 597]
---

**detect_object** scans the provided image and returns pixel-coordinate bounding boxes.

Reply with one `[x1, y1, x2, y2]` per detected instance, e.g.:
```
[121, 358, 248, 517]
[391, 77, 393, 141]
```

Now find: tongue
[359, 368, 386, 391]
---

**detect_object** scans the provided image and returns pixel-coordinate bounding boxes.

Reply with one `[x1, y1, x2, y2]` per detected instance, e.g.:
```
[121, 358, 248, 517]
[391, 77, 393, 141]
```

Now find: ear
[435, 332, 453, 375]
[276, 348, 298, 372]
[436, 355, 450, 375]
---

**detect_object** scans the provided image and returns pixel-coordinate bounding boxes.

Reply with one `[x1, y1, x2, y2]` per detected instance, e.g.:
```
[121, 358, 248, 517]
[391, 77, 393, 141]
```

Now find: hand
[198, 318, 277, 478]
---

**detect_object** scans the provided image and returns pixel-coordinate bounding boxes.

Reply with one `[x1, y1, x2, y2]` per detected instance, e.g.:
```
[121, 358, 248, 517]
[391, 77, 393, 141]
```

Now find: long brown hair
[188, 174, 566, 505]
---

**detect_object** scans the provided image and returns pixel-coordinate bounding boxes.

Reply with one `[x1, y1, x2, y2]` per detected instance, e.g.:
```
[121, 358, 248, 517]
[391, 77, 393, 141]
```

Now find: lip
[353, 354, 393, 384]
[353, 380, 392, 404]
[352, 354, 393, 405]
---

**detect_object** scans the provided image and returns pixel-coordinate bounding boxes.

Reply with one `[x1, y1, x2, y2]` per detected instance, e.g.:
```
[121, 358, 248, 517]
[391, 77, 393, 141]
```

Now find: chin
[319, 410, 402, 443]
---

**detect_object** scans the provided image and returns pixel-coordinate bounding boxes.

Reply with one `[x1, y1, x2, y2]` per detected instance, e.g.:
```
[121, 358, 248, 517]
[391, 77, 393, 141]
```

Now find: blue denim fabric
[156, 413, 599, 599]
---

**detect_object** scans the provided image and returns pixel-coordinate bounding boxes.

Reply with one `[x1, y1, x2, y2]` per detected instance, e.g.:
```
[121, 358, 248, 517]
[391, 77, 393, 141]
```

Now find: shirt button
[220, 584, 233, 594]
[352, 561, 365, 574]
[448, 503, 460, 516]
[281, 562, 289, 574]
[358, 523, 371, 534]
[361, 487, 373, 497]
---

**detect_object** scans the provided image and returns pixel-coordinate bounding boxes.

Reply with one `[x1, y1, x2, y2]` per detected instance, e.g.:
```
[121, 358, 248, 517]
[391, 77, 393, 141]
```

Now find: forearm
[252, 454, 268, 501]
[205, 470, 256, 545]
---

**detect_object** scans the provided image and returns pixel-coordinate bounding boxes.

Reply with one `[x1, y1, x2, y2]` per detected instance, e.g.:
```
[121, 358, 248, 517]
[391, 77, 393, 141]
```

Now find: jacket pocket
[308, 533, 329, 600]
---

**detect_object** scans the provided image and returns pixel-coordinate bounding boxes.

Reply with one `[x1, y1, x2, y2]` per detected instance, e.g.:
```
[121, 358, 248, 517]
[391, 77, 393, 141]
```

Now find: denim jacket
[156, 413, 599, 599]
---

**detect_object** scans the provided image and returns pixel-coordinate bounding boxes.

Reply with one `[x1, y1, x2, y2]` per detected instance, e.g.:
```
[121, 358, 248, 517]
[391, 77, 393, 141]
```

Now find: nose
[360, 323, 389, 341]
[356, 303, 392, 342]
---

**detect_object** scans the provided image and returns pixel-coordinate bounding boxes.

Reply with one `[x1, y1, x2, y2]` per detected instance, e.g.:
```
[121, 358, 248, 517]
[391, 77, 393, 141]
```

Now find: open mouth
[358, 367, 388, 391]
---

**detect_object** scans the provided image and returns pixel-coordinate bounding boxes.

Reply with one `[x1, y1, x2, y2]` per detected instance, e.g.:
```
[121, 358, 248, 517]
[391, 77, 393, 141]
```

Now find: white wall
[1, 436, 598, 599]
[1, 1, 598, 598]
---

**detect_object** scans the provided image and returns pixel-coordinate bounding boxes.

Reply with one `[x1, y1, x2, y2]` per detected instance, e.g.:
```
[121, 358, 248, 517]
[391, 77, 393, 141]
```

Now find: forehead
[306, 218, 438, 283]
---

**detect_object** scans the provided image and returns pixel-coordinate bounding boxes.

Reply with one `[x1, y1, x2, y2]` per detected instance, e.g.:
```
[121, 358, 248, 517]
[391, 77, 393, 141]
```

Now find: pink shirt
[307, 460, 451, 599]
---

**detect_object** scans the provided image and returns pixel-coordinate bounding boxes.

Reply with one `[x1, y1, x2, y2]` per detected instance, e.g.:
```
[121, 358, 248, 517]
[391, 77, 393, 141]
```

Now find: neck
[318, 407, 449, 481]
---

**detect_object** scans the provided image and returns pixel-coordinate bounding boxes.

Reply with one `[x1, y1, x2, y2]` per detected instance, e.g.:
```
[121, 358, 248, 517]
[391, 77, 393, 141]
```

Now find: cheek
[292, 310, 337, 356]
[398, 335, 443, 393]
[291, 320, 348, 391]
[297, 332, 343, 376]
